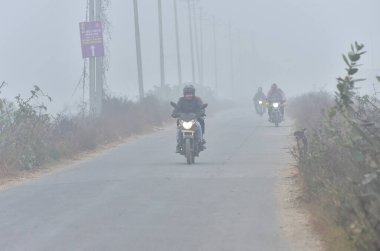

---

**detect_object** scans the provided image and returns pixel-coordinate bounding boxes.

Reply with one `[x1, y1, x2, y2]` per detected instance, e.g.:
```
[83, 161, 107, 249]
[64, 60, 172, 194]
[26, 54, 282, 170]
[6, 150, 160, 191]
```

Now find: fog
[1, 0, 380, 112]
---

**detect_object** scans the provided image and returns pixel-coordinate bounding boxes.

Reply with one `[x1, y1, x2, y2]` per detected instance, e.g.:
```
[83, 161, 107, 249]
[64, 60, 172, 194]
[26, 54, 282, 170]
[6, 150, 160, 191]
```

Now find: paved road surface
[0, 108, 292, 251]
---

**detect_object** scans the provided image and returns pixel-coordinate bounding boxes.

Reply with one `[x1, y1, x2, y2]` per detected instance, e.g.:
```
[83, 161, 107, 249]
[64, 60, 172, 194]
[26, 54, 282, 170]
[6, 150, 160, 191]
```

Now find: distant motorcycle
[171, 102, 208, 165]
[254, 100, 266, 116]
[268, 101, 285, 127]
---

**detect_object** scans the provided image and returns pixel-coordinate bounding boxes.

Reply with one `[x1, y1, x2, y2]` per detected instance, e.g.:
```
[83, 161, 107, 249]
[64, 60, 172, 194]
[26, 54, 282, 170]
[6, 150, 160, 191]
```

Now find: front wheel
[185, 138, 193, 165]
[273, 111, 280, 127]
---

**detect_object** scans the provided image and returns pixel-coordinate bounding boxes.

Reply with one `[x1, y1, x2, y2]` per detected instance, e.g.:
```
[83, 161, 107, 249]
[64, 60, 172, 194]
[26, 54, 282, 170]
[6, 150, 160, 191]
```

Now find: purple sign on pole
[79, 21, 105, 58]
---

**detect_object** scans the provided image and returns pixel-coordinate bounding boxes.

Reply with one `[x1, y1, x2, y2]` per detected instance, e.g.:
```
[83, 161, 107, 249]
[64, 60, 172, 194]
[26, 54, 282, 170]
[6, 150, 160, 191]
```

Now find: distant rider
[172, 85, 206, 153]
[253, 87, 266, 113]
[267, 83, 286, 118]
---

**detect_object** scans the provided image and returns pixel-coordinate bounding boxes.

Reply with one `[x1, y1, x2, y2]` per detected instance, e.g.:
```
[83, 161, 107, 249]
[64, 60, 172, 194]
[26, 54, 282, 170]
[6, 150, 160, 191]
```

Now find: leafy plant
[290, 43, 380, 251]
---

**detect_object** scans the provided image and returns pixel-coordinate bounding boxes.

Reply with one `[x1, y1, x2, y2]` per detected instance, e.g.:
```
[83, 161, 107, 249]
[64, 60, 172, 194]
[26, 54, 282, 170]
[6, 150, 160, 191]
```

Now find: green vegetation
[289, 43, 380, 251]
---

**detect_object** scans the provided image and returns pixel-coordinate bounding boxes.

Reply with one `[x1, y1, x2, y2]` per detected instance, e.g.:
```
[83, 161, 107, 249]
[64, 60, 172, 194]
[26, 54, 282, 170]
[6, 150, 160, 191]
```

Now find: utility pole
[229, 23, 235, 96]
[192, 4, 201, 85]
[133, 0, 145, 100]
[89, 0, 96, 115]
[187, 0, 196, 85]
[237, 31, 244, 98]
[83, 0, 105, 116]
[213, 16, 218, 96]
[173, 0, 182, 85]
[199, 7, 204, 86]
[95, 0, 103, 115]
[158, 0, 165, 87]
[251, 32, 256, 89]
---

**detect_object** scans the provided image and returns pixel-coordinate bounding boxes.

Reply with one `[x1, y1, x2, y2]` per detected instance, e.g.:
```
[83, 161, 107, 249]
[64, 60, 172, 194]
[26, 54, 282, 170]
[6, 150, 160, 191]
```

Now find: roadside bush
[290, 43, 380, 251]
[0, 85, 171, 172]
[0, 85, 53, 170]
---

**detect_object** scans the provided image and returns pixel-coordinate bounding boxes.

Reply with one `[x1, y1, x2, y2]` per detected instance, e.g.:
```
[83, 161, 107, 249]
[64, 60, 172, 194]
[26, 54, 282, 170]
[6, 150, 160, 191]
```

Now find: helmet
[271, 83, 278, 90]
[183, 84, 195, 96]
[258, 87, 263, 92]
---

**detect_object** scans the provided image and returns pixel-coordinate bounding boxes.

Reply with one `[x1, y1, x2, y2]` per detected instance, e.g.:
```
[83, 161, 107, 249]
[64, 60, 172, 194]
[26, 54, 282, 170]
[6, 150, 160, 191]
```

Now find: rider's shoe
[176, 144, 182, 153]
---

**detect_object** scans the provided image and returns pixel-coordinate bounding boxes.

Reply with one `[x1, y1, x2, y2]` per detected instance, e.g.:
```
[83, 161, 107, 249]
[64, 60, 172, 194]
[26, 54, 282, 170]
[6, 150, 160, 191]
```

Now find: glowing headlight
[272, 103, 279, 108]
[258, 100, 263, 105]
[182, 120, 195, 130]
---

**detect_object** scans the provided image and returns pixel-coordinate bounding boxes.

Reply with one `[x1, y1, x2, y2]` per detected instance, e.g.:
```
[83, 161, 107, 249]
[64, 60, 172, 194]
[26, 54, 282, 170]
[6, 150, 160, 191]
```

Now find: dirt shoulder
[277, 165, 325, 251]
[0, 139, 126, 191]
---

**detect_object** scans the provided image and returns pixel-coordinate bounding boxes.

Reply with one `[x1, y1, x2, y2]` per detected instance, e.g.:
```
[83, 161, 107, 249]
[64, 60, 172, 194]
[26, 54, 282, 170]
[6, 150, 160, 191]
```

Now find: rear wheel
[185, 139, 193, 165]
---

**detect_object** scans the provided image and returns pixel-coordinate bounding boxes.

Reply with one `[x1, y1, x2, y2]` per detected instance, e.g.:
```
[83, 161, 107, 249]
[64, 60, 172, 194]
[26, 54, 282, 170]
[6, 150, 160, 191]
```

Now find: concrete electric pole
[173, 0, 183, 85]
[213, 16, 218, 96]
[133, 0, 145, 100]
[158, 0, 166, 87]
[229, 22, 235, 96]
[192, 3, 201, 85]
[87, 0, 104, 116]
[95, 0, 103, 116]
[187, 0, 196, 85]
[199, 7, 204, 86]
[89, 0, 96, 115]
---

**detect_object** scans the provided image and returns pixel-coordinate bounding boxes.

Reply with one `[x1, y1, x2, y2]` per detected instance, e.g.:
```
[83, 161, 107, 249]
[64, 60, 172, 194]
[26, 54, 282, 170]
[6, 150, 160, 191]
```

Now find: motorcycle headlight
[258, 100, 263, 105]
[182, 120, 195, 130]
[272, 103, 279, 108]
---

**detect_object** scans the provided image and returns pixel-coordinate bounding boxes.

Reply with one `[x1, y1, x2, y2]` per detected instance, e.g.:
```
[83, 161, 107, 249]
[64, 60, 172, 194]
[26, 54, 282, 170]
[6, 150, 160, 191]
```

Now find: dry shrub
[0, 85, 53, 170]
[0, 86, 171, 171]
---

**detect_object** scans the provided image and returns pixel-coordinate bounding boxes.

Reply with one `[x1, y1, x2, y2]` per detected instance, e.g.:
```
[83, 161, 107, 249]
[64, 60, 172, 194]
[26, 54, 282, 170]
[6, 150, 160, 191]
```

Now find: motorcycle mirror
[202, 104, 208, 109]
[170, 101, 177, 108]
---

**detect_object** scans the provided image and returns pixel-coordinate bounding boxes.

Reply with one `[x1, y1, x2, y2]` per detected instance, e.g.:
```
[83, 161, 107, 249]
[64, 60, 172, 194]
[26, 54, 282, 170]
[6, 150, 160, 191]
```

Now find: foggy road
[0, 108, 291, 251]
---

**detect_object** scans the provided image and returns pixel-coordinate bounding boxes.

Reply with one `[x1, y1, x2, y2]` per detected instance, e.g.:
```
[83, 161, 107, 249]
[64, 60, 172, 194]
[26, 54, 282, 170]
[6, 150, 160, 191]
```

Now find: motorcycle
[268, 101, 284, 127]
[254, 100, 266, 116]
[170, 102, 208, 165]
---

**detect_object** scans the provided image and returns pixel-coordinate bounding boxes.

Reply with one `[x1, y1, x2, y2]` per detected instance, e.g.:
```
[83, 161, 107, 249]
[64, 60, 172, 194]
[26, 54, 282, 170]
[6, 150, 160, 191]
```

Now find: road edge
[276, 136, 325, 251]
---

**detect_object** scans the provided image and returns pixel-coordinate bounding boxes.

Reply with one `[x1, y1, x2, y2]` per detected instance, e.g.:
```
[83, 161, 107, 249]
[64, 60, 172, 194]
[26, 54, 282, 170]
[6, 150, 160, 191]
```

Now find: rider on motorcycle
[253, 87, 266, 113]
[267, 83, 286, 119]
[172, 85, 206, 153]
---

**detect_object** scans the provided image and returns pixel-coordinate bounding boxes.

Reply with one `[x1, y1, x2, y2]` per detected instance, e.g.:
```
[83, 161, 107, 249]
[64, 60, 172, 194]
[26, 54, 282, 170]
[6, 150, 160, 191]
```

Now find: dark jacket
[174, 96, 204, 115]
[267, 88, 286, 103]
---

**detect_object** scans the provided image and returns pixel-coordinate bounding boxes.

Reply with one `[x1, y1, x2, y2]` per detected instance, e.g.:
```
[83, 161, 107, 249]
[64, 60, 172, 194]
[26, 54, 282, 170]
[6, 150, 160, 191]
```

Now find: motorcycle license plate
[182, 130, 194, 136]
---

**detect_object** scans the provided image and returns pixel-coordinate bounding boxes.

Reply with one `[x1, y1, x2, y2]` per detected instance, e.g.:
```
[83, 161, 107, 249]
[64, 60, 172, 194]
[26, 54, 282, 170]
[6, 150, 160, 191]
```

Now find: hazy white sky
[1, 0, 380, 112]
